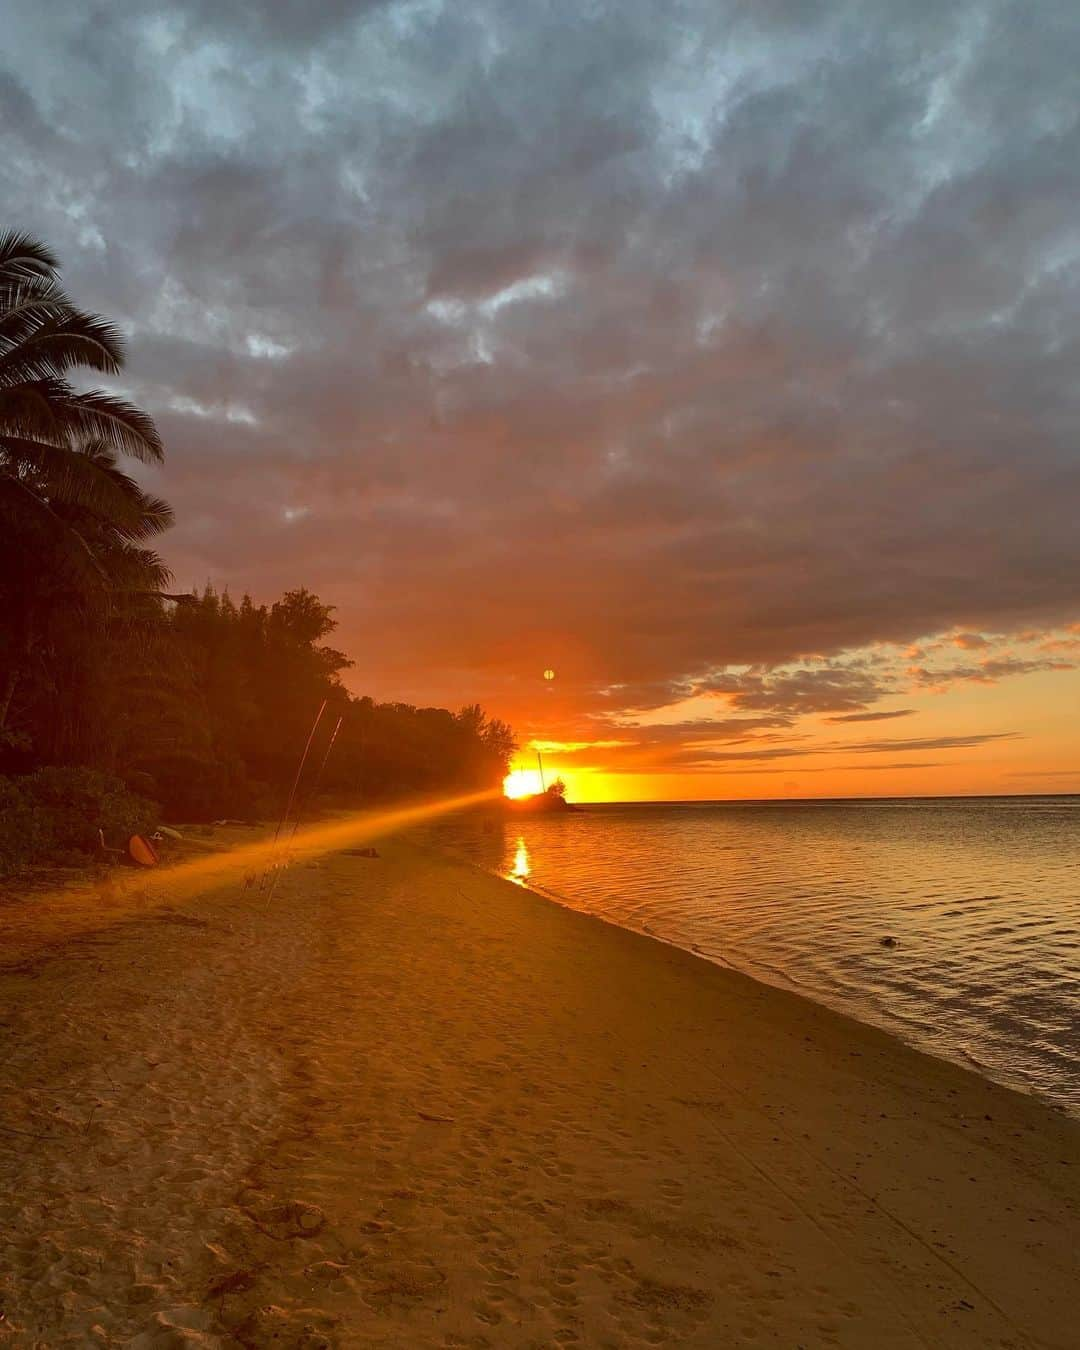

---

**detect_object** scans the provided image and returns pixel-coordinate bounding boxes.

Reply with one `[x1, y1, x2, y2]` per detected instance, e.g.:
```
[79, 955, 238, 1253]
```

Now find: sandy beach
[1, 834, 1077, 1348]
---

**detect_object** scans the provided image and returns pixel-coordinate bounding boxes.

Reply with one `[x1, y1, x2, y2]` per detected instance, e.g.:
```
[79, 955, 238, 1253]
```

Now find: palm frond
[0, 232, 172, 607]
[0, 381, 66, 445]
[0, 279, 74, 344]
[0, 302, 125, 385]
[101, 540, 174, 593]
[0, 472, 107, 588]
[77, 441, 175, 538]
[125, 491, 174, 538]
[0, 231, 59, 284]
[50, 387, 164, 462]
[0, 437, 150, 526]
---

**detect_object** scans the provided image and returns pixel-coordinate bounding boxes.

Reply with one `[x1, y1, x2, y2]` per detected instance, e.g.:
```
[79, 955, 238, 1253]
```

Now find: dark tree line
[100, 583, 516, 819]
[0, 232, 515, 836]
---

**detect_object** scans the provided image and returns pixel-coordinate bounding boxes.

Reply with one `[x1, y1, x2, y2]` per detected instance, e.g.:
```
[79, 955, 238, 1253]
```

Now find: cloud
[841, 733, 1019, 754]
[826, 708, 916, 724]
[676, 731, 1018, 766]
[548, 726, 1017, 773]
[909, 655, 1075, 689]
[1, 0, 1078, 760]
[700, 664, 891, 716]
[713, 761, 953, 776]
[837, 761, 952, 771]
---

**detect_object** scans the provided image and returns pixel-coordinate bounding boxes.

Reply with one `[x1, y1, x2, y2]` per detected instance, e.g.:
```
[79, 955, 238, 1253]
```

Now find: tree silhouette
[0, 232, 169, 738]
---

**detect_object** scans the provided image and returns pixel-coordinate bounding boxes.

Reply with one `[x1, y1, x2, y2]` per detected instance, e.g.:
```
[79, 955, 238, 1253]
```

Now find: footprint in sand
[238, 1194, 327, 1240]
[232, 1304, 334, 1348]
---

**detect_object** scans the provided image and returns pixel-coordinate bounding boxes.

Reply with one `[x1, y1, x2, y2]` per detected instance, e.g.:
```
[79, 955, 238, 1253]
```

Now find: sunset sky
[4, 1, 1078, 801]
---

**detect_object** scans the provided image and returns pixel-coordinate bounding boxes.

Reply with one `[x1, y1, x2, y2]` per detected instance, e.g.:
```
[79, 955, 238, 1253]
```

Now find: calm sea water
[414, 797, 1080, 1115]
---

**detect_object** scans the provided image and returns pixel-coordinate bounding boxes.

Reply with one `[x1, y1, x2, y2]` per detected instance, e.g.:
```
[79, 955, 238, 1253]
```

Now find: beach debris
[417, 1110, 455, 1123]
[156, 909, 209, 929]
[97, 828, 124, 861]
[305, 1260, 351, 1283]
[155, 825, 184, 841]
[97, 829, 159, 868]
[128, 834, 159, 868]
[341, 846, 379, 858]
[880, 935, 899, 948]
[205, 1269, 259, 1301]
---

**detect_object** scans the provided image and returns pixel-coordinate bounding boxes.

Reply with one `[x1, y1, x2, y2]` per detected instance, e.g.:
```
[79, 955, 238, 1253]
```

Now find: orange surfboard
[128, 834, 159, 867]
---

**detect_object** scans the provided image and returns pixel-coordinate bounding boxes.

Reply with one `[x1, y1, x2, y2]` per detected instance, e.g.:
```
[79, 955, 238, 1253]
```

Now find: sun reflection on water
[510, 837, 530, 883]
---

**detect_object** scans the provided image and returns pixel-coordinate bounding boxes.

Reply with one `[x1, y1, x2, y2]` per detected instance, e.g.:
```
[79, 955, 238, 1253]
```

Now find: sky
[3, 0, 1078, 801]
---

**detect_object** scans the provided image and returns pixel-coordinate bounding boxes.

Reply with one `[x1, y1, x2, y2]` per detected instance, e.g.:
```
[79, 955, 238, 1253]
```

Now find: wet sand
[1, 838, 1077, 1347]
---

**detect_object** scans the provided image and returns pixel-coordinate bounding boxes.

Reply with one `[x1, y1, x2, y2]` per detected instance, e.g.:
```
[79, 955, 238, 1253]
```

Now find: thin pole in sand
[291, 714, 343, 844]
[265, 713, 345, 904]
[260, 698, 327, 892]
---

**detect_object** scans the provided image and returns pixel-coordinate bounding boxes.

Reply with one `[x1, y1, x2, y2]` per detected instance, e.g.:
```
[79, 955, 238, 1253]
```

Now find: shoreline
[2, 836, 1077, 1346]
[471, 853, 1078, 1123]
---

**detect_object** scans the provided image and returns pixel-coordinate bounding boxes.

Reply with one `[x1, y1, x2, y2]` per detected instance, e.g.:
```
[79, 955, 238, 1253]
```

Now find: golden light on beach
[14, 789, 503, 918]
[503, 768, 544, 799]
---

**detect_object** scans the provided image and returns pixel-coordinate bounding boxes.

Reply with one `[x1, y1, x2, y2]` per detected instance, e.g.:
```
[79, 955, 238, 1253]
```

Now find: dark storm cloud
[3, 0, 1078, 729]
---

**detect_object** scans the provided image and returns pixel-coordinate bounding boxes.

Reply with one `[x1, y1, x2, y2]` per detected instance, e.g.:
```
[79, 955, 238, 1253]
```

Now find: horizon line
[568, 790, 1080, 807]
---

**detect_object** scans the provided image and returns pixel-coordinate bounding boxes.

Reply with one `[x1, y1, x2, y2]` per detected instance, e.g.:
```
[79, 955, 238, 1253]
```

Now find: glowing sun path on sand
[201, 789, 502, 902]
[36, 788, 503, 914]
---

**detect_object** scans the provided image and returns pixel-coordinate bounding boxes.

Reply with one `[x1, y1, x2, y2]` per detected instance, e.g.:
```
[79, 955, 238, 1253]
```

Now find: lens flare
[17, 787, 502, 919]
[503, 769, 544, 799]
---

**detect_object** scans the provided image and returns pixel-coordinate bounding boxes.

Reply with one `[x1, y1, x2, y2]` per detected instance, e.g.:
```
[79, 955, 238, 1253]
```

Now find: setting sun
[503, 768, 545, 799]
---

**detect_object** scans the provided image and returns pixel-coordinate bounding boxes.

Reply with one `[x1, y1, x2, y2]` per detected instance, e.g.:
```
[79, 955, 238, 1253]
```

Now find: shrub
[0, 767, 158, 876]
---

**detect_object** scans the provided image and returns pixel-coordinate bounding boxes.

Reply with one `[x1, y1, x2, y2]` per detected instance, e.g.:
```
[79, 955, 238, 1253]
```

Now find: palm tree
[0, 231, 170, 735]
[0, 231, 163, 538]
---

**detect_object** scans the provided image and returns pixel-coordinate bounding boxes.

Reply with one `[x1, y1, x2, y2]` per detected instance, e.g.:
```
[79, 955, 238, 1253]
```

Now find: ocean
[415, 796, 1080, 1115]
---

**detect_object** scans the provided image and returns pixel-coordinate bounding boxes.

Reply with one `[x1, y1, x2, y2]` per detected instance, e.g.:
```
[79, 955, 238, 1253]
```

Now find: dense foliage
[0, 232, 515, 851]
[92, 583, 517, 821]
[0, 767, 157, 873]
